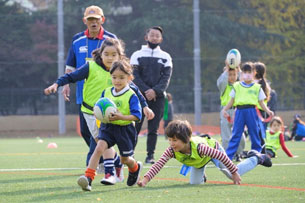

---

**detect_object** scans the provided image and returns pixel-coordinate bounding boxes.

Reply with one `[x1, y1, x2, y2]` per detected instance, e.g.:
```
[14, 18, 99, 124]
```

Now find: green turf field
[0, 134, 304, 202]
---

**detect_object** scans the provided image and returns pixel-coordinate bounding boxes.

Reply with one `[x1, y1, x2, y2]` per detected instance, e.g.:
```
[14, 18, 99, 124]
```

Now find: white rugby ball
[226, 49, 241, 69]
[94, 98, 117, 123]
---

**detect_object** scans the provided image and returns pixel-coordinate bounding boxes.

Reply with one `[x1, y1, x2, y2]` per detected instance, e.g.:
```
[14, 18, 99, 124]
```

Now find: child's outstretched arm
[279, 132, 294, 157]
[138, 147, 173, 187]
[198, 143, 241, 184]
[258, 100, 274, 117]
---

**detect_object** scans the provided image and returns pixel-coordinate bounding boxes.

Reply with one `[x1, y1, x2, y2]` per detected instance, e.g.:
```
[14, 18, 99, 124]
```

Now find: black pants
[78, 104, 91, 147]
[136, 97, 165, 157]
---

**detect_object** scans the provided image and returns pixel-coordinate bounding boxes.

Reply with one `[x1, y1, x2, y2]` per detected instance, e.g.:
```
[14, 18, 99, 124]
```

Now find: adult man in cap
[63, 6, 121, 183]
[63, 5, 116, 147]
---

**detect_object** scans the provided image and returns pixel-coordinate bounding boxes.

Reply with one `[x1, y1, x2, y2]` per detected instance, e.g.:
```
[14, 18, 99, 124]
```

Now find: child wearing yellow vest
[137, 120, 272, 187]
[222, 62, 274, 160]
[44, 38, 153, 186]
[265, 117, 295, 158]
[254, 62, 271, 151]
[217, 61, 245, 161]
[77, 60, 143, 191]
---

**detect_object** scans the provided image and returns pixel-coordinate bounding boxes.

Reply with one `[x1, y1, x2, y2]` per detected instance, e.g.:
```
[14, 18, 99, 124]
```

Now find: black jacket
[130, 45, 173, 98]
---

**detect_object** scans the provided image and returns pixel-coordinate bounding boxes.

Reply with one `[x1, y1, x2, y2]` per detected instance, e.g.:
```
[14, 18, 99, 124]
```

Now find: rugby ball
[94, 98, 117, 123]
[226, 49, 241, 69]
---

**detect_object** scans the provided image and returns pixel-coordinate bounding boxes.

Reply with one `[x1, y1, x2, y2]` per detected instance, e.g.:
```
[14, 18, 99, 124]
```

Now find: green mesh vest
[233, 82, 260, 106]
[265, 130, 281, 154]
[104, 87, 135, 126]
[81, 61, 112, 115]
[220, 84, 233, 107]
[174, 136, 216, 168]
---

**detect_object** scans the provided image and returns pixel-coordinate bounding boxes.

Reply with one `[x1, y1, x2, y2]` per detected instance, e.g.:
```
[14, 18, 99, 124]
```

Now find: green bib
[265, 130, 281, 154]
[104, 87, 135, 126]
[220, 84, 233, 106]
[81, 61, 112, 115]
[174, 136, 216, 168]
[233, 82, 260, 106]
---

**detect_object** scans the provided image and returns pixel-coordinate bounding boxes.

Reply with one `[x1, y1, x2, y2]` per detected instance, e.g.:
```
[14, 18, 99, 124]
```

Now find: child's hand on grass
[232, 172, 241, 185]
[292, 155, 299, 158]
[137, 177, 149, 187]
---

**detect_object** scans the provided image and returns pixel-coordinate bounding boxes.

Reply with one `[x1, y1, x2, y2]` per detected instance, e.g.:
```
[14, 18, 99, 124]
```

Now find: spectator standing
[63, 5, 117, 147]
[130, 26, 173, 164]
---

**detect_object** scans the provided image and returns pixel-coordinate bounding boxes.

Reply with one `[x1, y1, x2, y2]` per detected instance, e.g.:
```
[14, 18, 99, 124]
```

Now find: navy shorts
[98, 123, 136, 157]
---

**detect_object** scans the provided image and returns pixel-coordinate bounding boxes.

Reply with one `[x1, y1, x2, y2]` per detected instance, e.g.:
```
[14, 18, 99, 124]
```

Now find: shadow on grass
[26, 183, 232, 202]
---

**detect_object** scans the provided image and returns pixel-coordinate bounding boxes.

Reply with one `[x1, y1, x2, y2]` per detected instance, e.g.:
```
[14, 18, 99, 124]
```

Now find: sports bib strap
[82, 101, 93, 111]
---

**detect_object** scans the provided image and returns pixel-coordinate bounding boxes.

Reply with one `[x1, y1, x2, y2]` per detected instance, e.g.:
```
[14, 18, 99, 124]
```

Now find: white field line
[0, 163, 305, 172]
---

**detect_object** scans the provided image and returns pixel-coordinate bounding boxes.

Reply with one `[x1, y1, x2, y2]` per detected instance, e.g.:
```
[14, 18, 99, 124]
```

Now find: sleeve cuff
[65, 65, 75, 72]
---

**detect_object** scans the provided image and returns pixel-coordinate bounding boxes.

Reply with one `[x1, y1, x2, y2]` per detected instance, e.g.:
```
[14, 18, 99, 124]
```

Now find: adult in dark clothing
[130, 26, 173, 164]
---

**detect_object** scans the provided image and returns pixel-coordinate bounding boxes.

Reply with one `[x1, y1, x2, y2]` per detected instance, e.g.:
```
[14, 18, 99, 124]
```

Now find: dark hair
[110, 59, 134, 80]
[92, 38, 125, 63]
[270, 116, 283, 127]
[241, 62, 254, 72]
[165, 120, 192, 143]
[254, 62, 270, 100]
[146, 26, 163, 35]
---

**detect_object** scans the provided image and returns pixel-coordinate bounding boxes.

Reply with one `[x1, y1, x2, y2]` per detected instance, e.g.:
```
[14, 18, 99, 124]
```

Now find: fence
[1, 87, 304, 116]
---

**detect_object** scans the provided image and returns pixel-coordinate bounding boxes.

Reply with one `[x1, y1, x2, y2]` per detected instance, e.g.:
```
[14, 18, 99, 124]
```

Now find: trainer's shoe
[247, 150, 272, 167]
[100, 173, 116, 185]
[96, 163, 105, 174]
[115, 166, 124, 183]
[127, 161, 143, 186]
[77, 175, 92, 191]
[145, 156, 155, 164]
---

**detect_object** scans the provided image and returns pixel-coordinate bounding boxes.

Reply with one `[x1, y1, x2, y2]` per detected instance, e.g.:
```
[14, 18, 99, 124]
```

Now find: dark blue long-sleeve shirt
[55, 63, 148, 108]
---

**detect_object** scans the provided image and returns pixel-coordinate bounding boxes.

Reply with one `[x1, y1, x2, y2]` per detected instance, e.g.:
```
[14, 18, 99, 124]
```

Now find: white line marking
[0, 163, 304, 172]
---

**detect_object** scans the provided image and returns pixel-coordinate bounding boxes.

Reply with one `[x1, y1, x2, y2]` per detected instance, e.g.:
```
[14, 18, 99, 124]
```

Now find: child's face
[228, 69, 238, 84]
[111, 69, 130, 92]
[242, 71, 254, 83]
[101, 46, 119, 70]
[270, 121, 282, 132]
[168, 136, 187, 152]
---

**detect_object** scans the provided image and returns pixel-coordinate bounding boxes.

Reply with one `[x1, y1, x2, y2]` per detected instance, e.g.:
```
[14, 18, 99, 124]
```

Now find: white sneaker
[77, 175, 92, 191]
[96, 163, 105, 174]
[100, 173, 116, 185]
[115, 166, 124, 183]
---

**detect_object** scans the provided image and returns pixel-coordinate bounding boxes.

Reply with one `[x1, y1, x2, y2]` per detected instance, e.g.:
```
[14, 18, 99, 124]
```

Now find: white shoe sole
[101, 176, 116, 185]
[77, 176, 91, 191]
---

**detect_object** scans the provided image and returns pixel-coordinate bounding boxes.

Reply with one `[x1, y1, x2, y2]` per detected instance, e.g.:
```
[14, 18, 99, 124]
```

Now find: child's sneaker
[100, 173, 116, 185]
[145, 156, 155, 164]
[247, 150, 272, 167]
[127, 161, 143, 186]
[115, 166, 124, 183]
[77, 175, 92, 191]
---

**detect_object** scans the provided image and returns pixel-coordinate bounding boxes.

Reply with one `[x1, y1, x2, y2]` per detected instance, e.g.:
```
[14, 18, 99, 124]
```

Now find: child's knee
[189, 179, 204, 185]
[120, 156, 129, 164]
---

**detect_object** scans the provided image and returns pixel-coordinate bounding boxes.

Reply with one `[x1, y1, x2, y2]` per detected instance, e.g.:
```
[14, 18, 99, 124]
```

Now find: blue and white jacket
[65, 28, 116, 104]
[130, 45, 173, 98]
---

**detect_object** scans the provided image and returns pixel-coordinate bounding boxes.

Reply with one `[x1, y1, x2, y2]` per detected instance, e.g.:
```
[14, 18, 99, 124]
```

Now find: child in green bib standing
[137, 120, 272, 186]
[222, 62, 274, 160]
